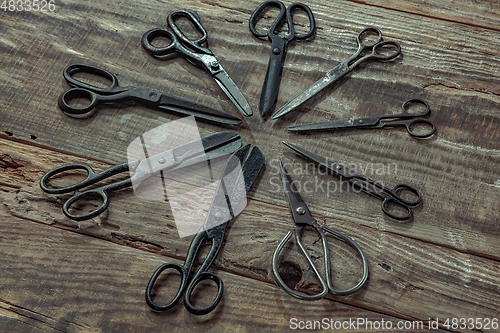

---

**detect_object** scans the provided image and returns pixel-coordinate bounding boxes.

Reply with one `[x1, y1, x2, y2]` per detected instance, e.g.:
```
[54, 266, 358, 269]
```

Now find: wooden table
[1, 0, 499, 332]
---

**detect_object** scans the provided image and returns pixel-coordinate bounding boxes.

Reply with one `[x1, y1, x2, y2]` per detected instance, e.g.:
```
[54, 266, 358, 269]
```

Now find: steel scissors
[57, 63, 242, 125]
[273, 160, 368, 300]
[40, 132, 242, 221]
[142, 10, 253, 117]
[249, 0, 315, 118]
[271, 27, 401, 119]
[288, 98, 436, 138]
[145, 144, 265, 315]
[282, 141, 421, 220]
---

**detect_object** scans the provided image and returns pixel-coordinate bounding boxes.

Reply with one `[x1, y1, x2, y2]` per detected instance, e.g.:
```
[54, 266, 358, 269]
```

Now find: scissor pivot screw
[273, 47, 281, 55]
[214, 211, 224, 221]
[359, 119, 364, 124]
[296, 207, 306, 215]
[210, 61, 219, 69]
[158, 158, 166, 164]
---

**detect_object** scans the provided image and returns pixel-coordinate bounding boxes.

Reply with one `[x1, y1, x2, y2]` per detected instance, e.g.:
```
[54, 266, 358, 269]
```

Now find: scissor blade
[172, 131, 242, 170]
[287, 119, 355, 132]
[271, 62, 349, 119]
[259, 40, 286, 117]
[158, 94, 242, 126]
[282, 141, 356, 179]
[213, 69, 253, 117]
[279, 160, 316, 226]
[204, 144, 265, 236]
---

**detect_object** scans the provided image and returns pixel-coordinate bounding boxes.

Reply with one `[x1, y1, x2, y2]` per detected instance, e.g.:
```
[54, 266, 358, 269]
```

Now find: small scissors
[249, 0, 315, 118]
[288, 98, 436, 138]
[271, 27, 401, 119]
[57, 63, 242, 125]
[142, 10, 253, 117]
[282, 141, 421, 220]
[145, 144, 265, 315]
[273, 160, 368, 300]
[40, 132, 242, 221]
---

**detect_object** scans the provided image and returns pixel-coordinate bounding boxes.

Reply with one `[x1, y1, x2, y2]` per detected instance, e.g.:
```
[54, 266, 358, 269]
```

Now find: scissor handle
[142, 11, 211, 60]
[249, 0, 286, 39]
[381, 196, 413, 221]
[184, 271, 223, 315]
[389, 183, 421, 206]
[40, 162, 132, 221]
[321, 225, 369, 296]
[145, 263, 188, 312]
[272, 230, 329, 300]
[249, 1, 315, 41]
[40, 163, 98, 194]
[349, 27, 401, 66]
[400, 98, 431, 117]
[58, 88, 100, 115]
[405, 118, 436, 138]
[285, 3, 315, 40]
[356, 27, 383, 50]
[63, 63, 120, 93]
[62, 187, 110, 221]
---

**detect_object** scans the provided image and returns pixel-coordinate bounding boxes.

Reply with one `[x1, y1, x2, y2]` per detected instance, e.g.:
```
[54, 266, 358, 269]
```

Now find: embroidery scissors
[57, 63, 242, 125]
[40, 132, 242, 221]
[282, 141, 421, 220]
[142, 10, 253, 117]
[288, 98, 436, 139]
[273, 160, 368, 300]
[271, 27, 401, 119]
[145, 144, 265, 315]
[249, 0, 315, 118]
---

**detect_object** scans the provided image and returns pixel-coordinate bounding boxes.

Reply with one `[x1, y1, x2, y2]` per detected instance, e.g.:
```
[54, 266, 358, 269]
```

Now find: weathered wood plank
[0, 214, 446, 333]
[1, 137, 499, 332]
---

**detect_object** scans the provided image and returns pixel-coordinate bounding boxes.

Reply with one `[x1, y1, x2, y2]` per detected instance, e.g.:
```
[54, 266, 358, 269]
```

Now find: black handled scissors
[283, 141, 422, 220]
[145, 144, 265, 315]
[40, 132, 242, 221]
[249, 0, 315, 118]
[272, 27, 401, 119]
[288, 98, 436, 139]
[273, 160, 368, 300]
[57, 63, 242, 125]
[142, 10, 253, 117]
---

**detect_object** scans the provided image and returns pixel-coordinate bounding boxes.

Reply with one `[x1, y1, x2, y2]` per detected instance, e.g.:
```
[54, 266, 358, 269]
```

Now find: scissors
[288, 98, 436, 139]
[282, 141, 421, 220]
[273, 160, 368, 300]
[57, 63, 242, 125]
[145, 144, 265, 315]
[40, 131, 242, 221]
[142, 10, 253, 117]
[249, 0, 316, 118]
[271, 27, 401, 119]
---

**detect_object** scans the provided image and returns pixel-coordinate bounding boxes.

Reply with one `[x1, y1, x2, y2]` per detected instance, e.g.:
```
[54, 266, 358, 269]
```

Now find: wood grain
[1, 0, 499, 332]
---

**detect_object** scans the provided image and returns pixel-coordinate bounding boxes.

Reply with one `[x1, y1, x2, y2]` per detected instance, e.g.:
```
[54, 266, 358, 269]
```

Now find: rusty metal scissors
[142, 10, 253, 117]
[272, 160, 369, 300]
[271, 27, 401, 119]
[249, 0, 316, 117]
[145, 144, 265, 315]
[57, 63, 242, 125]
[288, 99, 436, 138]
[40, 132, 242, 221]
